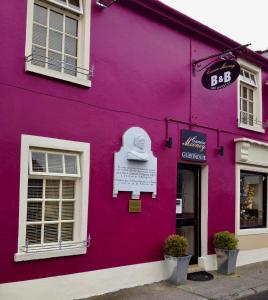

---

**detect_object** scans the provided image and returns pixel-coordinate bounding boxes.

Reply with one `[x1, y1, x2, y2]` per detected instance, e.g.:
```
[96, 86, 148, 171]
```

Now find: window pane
[47, 153, 63, 173]
[48, 51, 62, 72]
[32, 152, 46, 172]
[244, 71, 250, 79]
[49, 30, 63, 51]
[49, 10, 63, 32]
[65, 17, 78, 36]
[69, 0, 80, 9]
[249, 89, 254, 101]
[242, 100, 247, 112]
[33, 24, 47, 47]
[64, 56, 77, 76]
[34, 4, 47, 26]
[240, 171, 266, 229]
[64, 155, 77, 174]
[28, 179, 43, 198]
[45, 180, 60, 199]
[27, 202, 43, 222]
[26, 224, 42, 245]
[250, 74, 256, 85]
[54, 0, 67, 4]
[61, 223, 73, 241]
[248, 114, 254, 126]
[32, 46, 46, 68]
[62, 180, 75, 198]
[242, 86, 247, 99]
[45, 201, 59, 221]
[62, 202, 74, 219]
[44, 224, 58, 243]
[249, 102, 253, 114]
[64, 36, 77, 56]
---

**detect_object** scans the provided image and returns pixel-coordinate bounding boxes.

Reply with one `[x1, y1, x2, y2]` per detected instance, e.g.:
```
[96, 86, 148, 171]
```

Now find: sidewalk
[85, 261, 268, 300]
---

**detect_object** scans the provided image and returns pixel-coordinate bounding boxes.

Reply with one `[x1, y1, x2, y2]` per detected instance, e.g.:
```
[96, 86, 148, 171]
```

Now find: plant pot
[215, 248, 239, 275]
[164, 254, 192, 284]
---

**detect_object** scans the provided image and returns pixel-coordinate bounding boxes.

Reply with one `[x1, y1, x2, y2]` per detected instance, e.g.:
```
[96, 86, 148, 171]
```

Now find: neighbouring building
[1, 1, 268, 299]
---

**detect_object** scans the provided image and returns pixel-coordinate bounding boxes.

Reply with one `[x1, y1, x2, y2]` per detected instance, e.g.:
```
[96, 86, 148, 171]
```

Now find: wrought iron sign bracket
[192, 43, 251, 76]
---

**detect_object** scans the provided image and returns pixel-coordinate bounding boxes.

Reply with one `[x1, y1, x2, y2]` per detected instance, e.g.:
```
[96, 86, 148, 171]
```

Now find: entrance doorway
[176, 164, 201, 264]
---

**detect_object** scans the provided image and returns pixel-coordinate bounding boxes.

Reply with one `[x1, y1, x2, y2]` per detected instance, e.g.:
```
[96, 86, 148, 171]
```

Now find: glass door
[176, 164, 201, 264]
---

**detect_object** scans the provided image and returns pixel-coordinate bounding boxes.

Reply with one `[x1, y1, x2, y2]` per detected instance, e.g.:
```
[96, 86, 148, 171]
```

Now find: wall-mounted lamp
[96, 0, 116, 8]
[218, 146, 224, 156]
[165, 137, 173, 148]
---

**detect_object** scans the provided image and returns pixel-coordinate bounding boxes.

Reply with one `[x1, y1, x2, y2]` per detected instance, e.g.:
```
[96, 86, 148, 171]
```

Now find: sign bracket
[192, 43, 251, 76]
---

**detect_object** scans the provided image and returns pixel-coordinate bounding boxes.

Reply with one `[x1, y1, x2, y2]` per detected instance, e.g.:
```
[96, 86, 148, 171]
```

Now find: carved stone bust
[127, 134, 149, 161]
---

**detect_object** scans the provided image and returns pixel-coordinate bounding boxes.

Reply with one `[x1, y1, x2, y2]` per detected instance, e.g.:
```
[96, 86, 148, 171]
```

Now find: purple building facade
[1, 1, 268, 299]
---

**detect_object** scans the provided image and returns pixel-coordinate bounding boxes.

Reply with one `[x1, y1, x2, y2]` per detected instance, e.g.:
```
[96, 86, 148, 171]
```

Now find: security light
[96, 0, 116, 7]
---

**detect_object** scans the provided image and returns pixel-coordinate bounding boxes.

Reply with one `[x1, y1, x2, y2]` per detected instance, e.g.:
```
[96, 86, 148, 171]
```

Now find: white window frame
[47, 0, 84, 14]
[236, 164, 268, 236]
[25, 0, 91, 87]
[15, 134, 90, 262]
[237, 59, 264, 133]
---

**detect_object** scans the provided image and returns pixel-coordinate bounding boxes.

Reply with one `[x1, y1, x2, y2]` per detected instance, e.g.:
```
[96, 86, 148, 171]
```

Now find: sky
[160, 0, 267, 51]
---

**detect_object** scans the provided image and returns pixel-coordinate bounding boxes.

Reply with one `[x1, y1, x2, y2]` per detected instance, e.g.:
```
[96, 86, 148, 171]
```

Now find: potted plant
[164, 234, 191, 284]
[213, 231, 239, 275]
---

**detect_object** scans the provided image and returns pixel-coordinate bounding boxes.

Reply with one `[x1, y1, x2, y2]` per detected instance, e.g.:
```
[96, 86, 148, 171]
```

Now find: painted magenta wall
[1, 1, 268, 284]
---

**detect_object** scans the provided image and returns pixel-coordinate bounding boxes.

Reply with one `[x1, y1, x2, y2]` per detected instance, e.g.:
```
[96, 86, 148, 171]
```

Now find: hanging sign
[202, 60, 240, 90]
[181, 129, 207, 162]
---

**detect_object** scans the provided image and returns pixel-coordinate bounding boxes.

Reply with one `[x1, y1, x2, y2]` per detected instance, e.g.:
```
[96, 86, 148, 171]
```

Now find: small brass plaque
[129, 200, 142, 213]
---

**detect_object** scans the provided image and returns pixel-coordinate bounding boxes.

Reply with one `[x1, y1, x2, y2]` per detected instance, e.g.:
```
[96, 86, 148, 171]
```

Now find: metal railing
[25, 52, 94, 79]
[21, 234, 91, 253]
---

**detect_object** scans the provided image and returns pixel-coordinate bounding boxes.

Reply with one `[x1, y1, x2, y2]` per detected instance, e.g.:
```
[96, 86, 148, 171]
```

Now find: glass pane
[32, 46, 46, 68]
[47, 153, 63, 173]
[64, 36, 77, 56]
[64, 56, 77, 76]
[64, 38, 76, 57]
[250, 74, 256, 85]
[240, 171, 266, 229]
[242, 100, 247, 112]
[242, 86, 247, 99]
[62, 180, 75, 199]
[65, 17, 78, 36]
[44, 224, 58, 243]
[249, 89, 254, 101]
[244, 71, 250, 79]
[69, 0, 80, 9]
[33, 24, 47, 47]
[249, 102, 253, 114]
[28, 179, 43, 198]
[54, 0, 67, 3]
[62, 202, 74, 219]
[48, 51, 61, 72]
[241, 111, 247, 124]
[45, 201, 59, 221]
[249, 114, 254, 126]
[176, 226, 194, 256]
[45, 180, 60, 199]
[48, 51, 62, 72]
[32, 152, 46, 172]
[34, 4, 47, 26]
[49, 10, 63, 32]
[61, 223, 73, 241]
[26, 224, 42, 245]
[27, 202, 42, 221]
[64, 155, 77, 174]
[49, 30, 62, 51]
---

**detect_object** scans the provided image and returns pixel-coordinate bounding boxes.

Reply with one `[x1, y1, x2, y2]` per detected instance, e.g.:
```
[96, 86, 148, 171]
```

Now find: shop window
[25, 0, 91, 87]
[240, 171, 267, 229]
[15, 135, 90, 261]
[238, 60, 263, 133]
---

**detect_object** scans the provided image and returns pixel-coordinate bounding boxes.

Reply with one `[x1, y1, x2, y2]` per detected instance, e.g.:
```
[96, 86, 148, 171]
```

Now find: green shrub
[164, 234, 188, 257]
[213, 231, 238, 250]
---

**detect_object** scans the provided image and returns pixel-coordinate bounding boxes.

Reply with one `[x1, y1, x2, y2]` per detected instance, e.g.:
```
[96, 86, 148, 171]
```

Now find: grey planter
[215, 248, 239, 275]
[164, 254, 192, 284]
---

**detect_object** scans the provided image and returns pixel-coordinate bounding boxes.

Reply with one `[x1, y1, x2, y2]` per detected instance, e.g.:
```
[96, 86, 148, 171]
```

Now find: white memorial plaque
[113, 127, 157, 199]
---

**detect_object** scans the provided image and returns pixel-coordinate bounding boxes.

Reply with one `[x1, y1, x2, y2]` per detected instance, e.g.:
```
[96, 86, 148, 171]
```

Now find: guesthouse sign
[201, 59, 240, 90]
[181, 129, 207, 162]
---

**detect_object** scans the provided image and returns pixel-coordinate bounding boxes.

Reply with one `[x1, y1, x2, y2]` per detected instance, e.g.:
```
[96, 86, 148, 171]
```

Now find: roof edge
[129, 0, 268, 70]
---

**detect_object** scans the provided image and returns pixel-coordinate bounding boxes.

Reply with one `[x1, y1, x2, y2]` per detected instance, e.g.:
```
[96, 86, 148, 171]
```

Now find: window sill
[25, 64, 91, 88]
[238, 123, 265, 133]
[14, 247, 87, 262]
[238, 228, 268, 236]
